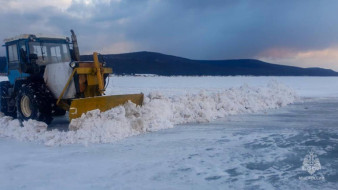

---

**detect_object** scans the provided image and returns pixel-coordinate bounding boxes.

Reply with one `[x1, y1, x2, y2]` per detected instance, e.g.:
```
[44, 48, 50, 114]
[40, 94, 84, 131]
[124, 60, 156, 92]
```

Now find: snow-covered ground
[0, 76, 298, 146]
[106, 76, 338, 98]
[0, 76, 338, 189]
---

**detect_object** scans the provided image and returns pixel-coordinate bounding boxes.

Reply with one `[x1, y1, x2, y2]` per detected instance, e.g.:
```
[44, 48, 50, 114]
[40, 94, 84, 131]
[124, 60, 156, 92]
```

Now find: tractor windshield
[29, 41, 71, 65]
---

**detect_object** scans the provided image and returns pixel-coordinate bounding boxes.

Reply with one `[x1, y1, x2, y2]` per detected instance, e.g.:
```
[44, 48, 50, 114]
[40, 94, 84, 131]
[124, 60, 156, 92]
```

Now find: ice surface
[0, 76, 337, 189]
[0, 98, 337, 190]
[0, 80, 296, 146]
[106, 76, 338, 98]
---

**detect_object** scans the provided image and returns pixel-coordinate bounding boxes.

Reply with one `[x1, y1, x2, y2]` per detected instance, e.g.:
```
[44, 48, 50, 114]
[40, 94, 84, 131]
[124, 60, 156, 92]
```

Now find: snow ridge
[0, 82, 297, 146]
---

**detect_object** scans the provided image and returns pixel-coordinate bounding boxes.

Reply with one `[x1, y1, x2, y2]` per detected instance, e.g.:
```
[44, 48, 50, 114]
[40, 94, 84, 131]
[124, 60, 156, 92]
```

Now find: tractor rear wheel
[0, 81, 16, 118]
[16, 83, 53, 124]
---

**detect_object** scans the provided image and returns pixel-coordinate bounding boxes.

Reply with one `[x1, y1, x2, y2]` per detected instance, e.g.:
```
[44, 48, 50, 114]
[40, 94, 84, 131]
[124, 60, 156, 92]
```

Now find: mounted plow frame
[56, 52, 144, 120]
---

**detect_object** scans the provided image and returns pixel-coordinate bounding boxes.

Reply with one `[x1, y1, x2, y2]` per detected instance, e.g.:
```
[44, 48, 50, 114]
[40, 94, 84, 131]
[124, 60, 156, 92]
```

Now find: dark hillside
[1, 51, 337, 76]
[81, 51, 338, 76]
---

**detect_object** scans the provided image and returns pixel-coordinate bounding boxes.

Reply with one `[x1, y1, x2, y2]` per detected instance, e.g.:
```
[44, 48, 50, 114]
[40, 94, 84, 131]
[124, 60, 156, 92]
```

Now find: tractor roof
[4, 34, 68, 43]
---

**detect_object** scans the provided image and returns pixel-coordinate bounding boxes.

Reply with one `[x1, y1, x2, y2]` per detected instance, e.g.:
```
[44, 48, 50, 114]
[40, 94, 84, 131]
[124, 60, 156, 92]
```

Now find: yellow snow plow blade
[68, 93, 144, 120]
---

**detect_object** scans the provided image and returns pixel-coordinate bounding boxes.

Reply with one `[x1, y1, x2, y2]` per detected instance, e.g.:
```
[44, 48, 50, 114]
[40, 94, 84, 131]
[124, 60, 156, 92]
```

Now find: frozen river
[0, 76, 338, 189]
[1, 98, 337, 189]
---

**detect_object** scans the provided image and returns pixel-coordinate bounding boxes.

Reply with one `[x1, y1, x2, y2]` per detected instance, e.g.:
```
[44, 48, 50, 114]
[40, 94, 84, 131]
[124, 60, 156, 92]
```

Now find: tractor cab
[4, 34, 72, 85]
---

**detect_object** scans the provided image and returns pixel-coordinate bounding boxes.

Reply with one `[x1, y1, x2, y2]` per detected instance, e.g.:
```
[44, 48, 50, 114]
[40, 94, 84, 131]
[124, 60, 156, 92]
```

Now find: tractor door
[6, 42, 21, 85]
[6, 40, 30, 85]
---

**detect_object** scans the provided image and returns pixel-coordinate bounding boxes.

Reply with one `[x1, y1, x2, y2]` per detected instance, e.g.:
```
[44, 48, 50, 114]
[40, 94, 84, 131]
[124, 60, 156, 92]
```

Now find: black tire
[16, 83, 53, 124]
[0, 81, 16, 118]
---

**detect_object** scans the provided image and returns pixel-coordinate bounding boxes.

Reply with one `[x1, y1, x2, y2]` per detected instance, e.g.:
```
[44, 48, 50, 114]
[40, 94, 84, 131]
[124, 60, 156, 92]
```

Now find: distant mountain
[80, 51, 338, 76]
[1, 51, 338, 76]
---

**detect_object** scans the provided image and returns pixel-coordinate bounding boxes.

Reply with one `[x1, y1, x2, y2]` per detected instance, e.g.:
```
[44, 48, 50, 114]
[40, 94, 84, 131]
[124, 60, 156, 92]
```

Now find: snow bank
[0, 82, 297, 146]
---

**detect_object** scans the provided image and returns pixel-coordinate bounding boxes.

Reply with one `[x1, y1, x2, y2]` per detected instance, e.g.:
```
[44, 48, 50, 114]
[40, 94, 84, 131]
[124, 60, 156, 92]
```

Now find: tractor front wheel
[16, 84, 53, 124]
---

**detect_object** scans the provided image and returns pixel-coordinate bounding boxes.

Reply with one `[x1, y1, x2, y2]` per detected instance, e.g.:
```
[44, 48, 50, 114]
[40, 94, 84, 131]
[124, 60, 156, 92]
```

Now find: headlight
[69, 62, 77, 68]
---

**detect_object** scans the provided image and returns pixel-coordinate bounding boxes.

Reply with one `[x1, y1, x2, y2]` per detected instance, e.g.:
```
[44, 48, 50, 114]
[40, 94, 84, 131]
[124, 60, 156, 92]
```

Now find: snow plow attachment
[69, 93, 144, 120]
[56, 50, 144, 121]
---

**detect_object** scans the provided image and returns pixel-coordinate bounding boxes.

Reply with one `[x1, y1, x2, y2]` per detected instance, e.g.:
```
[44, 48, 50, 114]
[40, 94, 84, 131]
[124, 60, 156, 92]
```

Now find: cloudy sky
[1, 0, 338, 70]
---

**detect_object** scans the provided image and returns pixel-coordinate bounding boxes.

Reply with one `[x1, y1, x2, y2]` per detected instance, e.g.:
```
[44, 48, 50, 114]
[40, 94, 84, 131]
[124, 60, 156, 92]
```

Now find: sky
[1, 0, 338, 70]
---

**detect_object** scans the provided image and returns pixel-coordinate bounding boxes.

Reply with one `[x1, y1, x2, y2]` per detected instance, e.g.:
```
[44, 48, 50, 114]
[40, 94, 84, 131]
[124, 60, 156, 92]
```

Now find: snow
[106, 76, 338, 98]
[4, 34, 67, 43]
[1, 98, 337, 189]
[2, 75, 338, 98]
[1, 76, 338, 146]
[0, 76, 338, 189]
[0, 78, 296, 146]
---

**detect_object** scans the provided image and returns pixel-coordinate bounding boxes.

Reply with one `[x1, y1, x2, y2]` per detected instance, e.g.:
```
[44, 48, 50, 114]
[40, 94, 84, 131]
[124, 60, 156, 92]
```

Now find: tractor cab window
[8, 44, 19, 63]
[29, 42, 71, 65]
[19, 42, 27, 62]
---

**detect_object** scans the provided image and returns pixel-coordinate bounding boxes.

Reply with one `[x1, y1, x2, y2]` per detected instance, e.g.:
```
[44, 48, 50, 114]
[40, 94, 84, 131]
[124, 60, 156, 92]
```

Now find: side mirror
[29, 53, 38, 60]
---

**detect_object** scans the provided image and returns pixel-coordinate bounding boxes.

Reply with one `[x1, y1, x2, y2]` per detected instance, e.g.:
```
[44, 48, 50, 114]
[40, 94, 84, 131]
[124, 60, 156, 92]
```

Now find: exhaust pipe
[70, 29, 80, 61]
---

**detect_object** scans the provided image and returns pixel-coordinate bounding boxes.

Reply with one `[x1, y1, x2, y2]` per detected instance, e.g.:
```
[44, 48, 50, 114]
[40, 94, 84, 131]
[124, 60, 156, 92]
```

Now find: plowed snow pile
[0, 82, 297, 146]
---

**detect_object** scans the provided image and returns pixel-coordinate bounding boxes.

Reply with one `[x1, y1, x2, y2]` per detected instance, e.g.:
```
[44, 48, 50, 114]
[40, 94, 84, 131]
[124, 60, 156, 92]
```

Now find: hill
[1, 51, 337, 76]
[80, 51, 338, 76]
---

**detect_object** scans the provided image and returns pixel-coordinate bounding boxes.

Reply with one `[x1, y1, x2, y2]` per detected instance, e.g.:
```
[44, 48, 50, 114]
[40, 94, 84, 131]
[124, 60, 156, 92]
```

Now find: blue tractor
[0, 30, 143, 124]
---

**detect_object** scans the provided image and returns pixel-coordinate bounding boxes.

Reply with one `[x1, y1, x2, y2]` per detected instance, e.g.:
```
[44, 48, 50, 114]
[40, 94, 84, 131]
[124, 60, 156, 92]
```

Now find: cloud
[1, 0, 338, 70]
[259, 47, 338, 70]
[0, 0, 72, 13]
